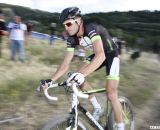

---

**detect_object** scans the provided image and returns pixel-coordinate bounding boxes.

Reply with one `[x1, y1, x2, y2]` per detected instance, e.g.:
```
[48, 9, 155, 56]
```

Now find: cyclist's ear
[75, 17, 82, 25]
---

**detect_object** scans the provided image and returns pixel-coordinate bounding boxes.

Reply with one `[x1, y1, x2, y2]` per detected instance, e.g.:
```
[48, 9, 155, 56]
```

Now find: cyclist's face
[63, 19, 79, 36]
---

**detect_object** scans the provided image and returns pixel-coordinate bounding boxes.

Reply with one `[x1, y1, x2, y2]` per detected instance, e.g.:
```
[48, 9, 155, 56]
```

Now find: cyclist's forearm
[51, 64, 70, 81]
[78, 52, 105, 76]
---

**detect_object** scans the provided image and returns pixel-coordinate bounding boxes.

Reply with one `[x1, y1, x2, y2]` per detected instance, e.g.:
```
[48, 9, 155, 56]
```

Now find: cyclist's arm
[51, 48, 74, 81]
[78, 37, 105, 76]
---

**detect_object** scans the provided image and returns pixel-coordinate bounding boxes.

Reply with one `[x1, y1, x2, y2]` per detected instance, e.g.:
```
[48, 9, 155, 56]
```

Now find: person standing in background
[26, 22, 33, 35]
[49, 22, 56, 45]
[8, 16, 27, 63]
[0, 11, 8, 58]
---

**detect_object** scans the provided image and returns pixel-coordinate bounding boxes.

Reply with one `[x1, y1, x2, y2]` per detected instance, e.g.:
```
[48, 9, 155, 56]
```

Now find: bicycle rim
[108, 96, 135, 130]
[119, 96, 134, 130]
[42, 114, 89, 130]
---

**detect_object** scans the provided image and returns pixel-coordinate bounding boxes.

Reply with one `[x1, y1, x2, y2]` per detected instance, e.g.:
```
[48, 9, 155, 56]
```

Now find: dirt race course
[0, 40, 160, 130]
[0, 88, 160, 130]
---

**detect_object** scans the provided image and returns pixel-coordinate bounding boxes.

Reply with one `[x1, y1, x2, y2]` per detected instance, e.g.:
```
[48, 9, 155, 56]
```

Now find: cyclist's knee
[107, 92, 118, 101]
[79, 82, 93, 91]
[79, 83, 85, 89]
[106, 85, 118, 101]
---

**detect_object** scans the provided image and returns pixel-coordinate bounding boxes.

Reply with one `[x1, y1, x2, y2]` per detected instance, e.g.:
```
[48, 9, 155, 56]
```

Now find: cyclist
[40, 7, 124, 130]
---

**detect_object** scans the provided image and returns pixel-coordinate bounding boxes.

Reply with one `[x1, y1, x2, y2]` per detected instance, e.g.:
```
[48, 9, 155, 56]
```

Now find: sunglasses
[63, 21, 75, 27]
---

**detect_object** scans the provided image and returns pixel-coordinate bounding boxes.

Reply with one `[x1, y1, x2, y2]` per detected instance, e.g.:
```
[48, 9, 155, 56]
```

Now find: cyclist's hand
[41, 79, 53, 86]
[37, 79, 53, 92]
[67, 72, 85, 86]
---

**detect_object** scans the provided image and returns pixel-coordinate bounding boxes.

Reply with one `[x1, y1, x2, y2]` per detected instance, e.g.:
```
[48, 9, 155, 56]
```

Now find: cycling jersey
[66, 21, 119, 79]
[66, 21, 118, 53]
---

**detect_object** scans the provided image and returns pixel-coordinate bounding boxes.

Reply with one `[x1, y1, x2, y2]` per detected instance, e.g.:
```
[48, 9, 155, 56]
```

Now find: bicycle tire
[108, 96, 135, 130]
[42, 114, 89, 130]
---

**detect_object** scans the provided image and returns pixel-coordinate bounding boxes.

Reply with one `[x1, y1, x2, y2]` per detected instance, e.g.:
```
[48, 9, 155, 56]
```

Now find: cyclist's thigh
[105, 51, 120, 80]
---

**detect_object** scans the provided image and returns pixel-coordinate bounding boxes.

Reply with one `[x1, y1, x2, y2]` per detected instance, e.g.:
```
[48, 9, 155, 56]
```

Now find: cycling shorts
[84, 51, 120, 80]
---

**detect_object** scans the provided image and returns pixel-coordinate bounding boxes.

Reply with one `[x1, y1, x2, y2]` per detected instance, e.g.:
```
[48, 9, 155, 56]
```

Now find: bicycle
[41, 82, 135, 130]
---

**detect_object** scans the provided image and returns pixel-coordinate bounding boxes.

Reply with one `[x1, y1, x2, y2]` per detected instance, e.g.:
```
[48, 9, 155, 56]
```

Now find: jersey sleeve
[66, 37, 77, 52]
[85, 23, 102, 43]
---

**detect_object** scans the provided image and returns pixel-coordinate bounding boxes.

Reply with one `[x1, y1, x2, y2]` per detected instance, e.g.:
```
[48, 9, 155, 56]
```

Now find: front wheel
[42, 114, 89, 130]
[108, 96, 135, 130]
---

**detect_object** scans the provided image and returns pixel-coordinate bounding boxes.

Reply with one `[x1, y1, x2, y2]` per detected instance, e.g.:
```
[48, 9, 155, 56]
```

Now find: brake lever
[58, 81, 67, 86]
[59, 81, 73, 92]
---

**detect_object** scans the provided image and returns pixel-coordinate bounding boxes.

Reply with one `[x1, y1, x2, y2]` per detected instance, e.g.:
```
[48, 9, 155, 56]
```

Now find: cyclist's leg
[80, 81, 103, 121]
[106, 79, 124, 129]
[80, 82, 101, 108]
[78, 54, 103, 120]
[105, 51, 124, 130]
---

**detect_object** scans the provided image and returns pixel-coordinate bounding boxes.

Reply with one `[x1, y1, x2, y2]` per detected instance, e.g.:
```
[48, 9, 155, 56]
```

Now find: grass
[0, 76, 38, 102]
[119, 53, 160, 106]
[0, 36, 160, 129]
[1, 37, 160, 106]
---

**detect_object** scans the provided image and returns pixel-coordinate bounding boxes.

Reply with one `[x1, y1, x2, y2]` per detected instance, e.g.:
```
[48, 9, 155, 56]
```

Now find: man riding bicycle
[40, 7, 124, 130]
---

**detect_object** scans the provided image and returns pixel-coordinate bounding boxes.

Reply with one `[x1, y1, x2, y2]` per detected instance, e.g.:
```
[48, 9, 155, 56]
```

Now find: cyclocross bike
[41, 82, 135, 130]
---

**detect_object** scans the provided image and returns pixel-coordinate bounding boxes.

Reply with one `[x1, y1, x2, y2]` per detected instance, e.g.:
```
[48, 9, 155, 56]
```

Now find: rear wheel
[108, 96, 135, 130]
[42, 114, 89, 130]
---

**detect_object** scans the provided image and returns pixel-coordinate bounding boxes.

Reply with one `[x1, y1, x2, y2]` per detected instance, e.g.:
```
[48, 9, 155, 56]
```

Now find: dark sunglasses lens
[65, 22, 72, 27]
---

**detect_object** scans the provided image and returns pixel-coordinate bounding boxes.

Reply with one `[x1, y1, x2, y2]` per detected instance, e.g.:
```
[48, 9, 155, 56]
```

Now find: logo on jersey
[88, 30, 97, 38]
[79, 36, 93, 51]
[13, 24, 21, 29]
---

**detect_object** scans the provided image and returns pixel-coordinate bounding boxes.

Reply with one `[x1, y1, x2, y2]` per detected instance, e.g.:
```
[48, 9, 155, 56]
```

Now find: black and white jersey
[66, 21, 118, 53]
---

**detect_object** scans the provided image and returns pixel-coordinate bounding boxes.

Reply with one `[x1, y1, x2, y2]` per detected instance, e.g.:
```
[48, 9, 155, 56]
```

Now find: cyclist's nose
[64, 26, 70, 30]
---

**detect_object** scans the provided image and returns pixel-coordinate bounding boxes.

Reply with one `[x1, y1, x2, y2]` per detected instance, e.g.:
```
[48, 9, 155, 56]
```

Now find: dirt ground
[134, 86, 160, 130]
[0, 88, 160, 130]
[0, 49, 160, 130]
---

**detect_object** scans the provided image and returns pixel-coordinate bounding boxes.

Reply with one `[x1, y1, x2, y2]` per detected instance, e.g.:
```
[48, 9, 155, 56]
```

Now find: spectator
[112, 37, 122, 55]
[152, 42, 160, 54]
[61, 30, 68, 41]
[8, 16, 27, 63]
[117, 40, 122, 55]
[130, 48, 141, 60]
[26, 22, 33, 35]
[74, 45, 86, 61]
[49, 22, 56, 45]
[0, 11, 8, 58]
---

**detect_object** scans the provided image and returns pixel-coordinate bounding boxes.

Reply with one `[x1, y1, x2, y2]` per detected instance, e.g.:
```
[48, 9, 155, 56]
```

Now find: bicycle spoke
[120, 98, 134, 130]
[102, 97, 135, 130]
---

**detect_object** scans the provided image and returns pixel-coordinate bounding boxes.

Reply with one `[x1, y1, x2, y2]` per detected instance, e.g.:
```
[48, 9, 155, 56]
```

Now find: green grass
[39, 46, 65, 65]
[0, 37, 160, 112]
[0, 76, 39, 103]
[119, 54, 160, 106]
[26, 44, 45, 56]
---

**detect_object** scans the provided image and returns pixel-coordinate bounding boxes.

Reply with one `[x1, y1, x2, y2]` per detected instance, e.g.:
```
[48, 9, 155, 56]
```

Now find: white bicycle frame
[44, 82, 89, 130]
[43, 82, 134, 130]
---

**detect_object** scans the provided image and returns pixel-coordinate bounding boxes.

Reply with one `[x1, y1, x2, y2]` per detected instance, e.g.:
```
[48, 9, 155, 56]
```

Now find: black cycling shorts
[84, 51, 120, 80]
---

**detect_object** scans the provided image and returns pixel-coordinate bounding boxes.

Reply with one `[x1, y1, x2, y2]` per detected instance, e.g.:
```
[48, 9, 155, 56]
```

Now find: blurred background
[0, 1, 160, 130]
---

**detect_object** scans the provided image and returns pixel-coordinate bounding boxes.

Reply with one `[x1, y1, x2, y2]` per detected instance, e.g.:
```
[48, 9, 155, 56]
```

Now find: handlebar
[43, 82, 89, 101]
[44, 83, 59, 101]
[72, 83, 89, 99]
